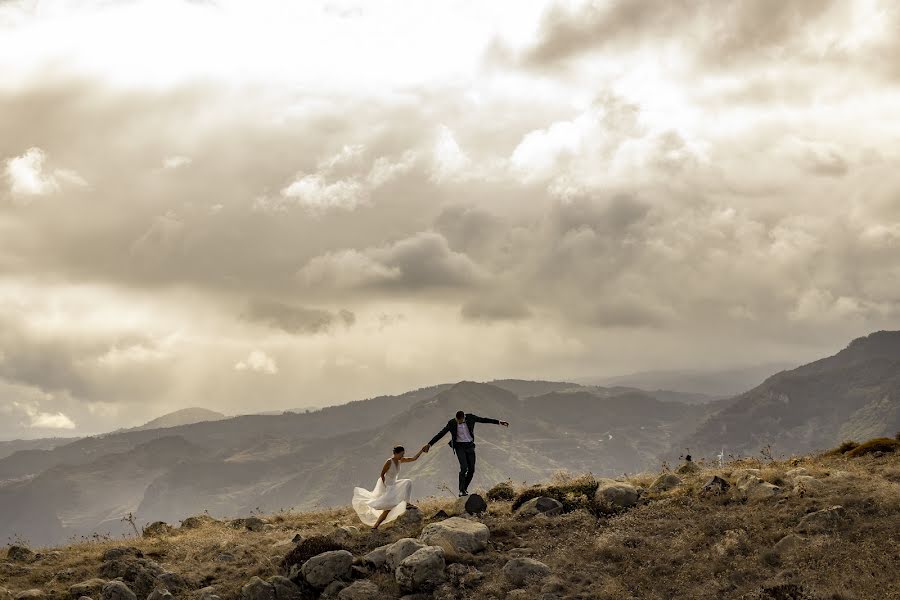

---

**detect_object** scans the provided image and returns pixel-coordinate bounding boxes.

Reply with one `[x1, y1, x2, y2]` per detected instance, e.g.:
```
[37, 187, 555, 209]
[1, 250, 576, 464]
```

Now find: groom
[423, 410, 509, 497]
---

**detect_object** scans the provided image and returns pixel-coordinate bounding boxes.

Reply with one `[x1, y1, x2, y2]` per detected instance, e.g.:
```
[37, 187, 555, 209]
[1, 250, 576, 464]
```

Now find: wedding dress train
[352, 458, 412, 527]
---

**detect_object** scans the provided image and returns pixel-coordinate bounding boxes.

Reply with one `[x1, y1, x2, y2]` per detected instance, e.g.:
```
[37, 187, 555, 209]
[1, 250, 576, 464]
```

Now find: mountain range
[1, 331, 898, 546]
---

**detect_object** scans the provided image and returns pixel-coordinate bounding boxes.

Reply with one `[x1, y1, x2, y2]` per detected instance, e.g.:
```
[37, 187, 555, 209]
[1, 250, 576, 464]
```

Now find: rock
[785, 467, 808, 477]
[101, 582, 136, 600]
[240, 577, 275, 600]
[397, 507, 424, 526]
[700, 476, 730, 495]
[540, 576, 566, 594]
[650, 473, 682, 493]
[100, 547, 143, 562]
[419, 517, 490, 553]
[0, 588, 12, 600]
[330, 526, 360, 544]
[713, 529, 749, 556]
[745, 480, 782, 501]
[594, 481, 640, 509]
[300, 550, 354, 589]
[516, 497, 563, 517]
[216, 552, 236, 562]
[773, 534, 805, 555]
[676, 460, 701, 475]
[502, 558, 552, 587]
[395, 546, 446, 592]
[792, 476, 825, 496]
[7, 545, 35, 563]
[271, 576, 306, 600]
[731, 468, 761, 485]
[232, 517, 268, 532]
[14, 592, 44, 600]
[796, 506, 848, 533]
[292, 534, 304, 543]
[429, 510, 450, 520]
[180, 515, 217, 529]
[69, 579, 108, 599]
[508, 547, 535, 557]
[454, 494, 487, 515]
[199, 586, 222, 600]
[338, 581, 381, 600]
[142, 521, 173, 538]
[97, 557, 163, 599]
[385, 539, 428, 570]
[35, 551, 62, 564]
[146, 590, 173, 600]
[156, 571, 189, 594]
[322, 581, 348, 598]
[363, 545, 390, 569]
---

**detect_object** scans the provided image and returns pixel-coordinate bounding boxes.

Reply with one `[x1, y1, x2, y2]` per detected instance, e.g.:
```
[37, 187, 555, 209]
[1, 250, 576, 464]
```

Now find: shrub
[511, 475, 605, 515]
[280, 535, 346, 574]
[486, 481, 516, 501]
[846, 437, 900, 458]
[824, 441, 859, 456]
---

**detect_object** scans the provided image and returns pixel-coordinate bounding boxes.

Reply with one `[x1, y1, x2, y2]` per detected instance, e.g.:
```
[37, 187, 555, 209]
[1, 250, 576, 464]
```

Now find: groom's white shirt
[456, 422, 474, 443]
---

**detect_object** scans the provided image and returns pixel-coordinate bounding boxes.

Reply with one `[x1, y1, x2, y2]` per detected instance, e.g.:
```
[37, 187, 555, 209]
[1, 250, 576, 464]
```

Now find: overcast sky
[1, 0, 899, 439]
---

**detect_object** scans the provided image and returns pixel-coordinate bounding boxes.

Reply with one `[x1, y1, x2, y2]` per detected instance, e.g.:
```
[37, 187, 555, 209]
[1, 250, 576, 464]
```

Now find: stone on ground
[502, 557, 551, 587]
[594, 481, 640, 509]
[650, 473, 682, 493]
[6, 546, 35, 563]
[69, 579, 108, 599]
[453, 494, 487, 515]
[101, 582, 137, 600]
[239, 577, 275, 600]
[300, 550, 353, 589]
[385, 539, 428, 571]
[796, 506, 848, 533]
[395, 546, 446, 592]
[337, 581, 381, 600]
[142, 521, 173, 537]
[14, 592, 44, 600]
[419, 517, 490, 553]
[515, 497, 563, 517]
[700, 476, 730, 495]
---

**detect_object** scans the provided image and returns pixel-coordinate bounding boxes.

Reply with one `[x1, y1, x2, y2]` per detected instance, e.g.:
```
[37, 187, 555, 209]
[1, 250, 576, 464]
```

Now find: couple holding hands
[352, 410, 509, 529]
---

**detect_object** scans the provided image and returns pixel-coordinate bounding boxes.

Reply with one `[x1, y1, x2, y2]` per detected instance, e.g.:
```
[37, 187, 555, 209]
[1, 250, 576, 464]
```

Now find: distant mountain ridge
[129, 407, 226, 431]
[590, 362, 794, 397]
[685, 330, 900, 457]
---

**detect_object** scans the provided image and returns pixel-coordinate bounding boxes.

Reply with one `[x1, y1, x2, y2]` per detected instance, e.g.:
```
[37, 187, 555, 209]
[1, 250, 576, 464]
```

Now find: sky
[1, 0, 899, 439]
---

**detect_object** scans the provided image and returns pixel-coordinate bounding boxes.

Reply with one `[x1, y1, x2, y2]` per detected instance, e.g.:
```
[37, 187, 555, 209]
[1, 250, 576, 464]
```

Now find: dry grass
[2, 450, 899, 600]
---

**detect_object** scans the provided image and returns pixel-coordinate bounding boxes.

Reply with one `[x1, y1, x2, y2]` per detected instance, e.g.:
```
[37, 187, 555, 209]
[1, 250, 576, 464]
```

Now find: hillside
[0, 381, 720, 546]
[1, 445, 897, 600]
[686, 331, 900, 457]
[129, 408, 227, 432]
[592, 362, 793, 397]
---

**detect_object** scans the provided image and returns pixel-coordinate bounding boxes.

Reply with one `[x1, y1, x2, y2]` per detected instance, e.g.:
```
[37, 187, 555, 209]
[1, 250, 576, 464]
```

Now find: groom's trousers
[455, 441, 476, 494]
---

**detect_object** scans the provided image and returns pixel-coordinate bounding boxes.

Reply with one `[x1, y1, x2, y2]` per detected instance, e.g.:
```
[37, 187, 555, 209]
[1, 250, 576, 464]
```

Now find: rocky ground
[2, 443, 898, 600]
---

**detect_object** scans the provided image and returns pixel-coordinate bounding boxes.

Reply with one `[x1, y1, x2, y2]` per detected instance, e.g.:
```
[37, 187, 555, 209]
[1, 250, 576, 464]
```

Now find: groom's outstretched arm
[427, 422, 451, 447]
[471, 415, 509, 426]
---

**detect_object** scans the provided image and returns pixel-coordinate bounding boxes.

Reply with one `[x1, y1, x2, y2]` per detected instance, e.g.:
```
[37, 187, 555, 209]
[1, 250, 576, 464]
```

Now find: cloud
[460, 294, 531, 322]
[8, 400, 77, 430]
[3, 147, 86, 201]
[241, 300, 355, 335]
[162, 155, 192, 169]
[234, 350, 278, 374]
[299, 231, 487, 293]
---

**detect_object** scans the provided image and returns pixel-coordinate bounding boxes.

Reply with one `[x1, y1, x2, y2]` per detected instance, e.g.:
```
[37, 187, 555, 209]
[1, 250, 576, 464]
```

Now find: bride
[352, 445, 424, 529]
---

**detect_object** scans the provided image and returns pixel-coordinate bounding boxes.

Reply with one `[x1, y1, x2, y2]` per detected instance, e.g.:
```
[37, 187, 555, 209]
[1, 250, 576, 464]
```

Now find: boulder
[650, 473, 682, 493]
[792, 476, 825, 496]
[100, 582, 136, 600]
[199, 586, 222, 600]
[676, 460, 701, 475]
[337, 581, 381, 600]
[34, 551, 62, 564]
[397, 507, 424, 526]
[395, 546, 446, 592]
[240, 577, 275, 600]
[330, 526, 360, 545]
[773, 534, 805, 555]
[232, 517, 268, 532]
[69, 579, 108, 599]
[385, 539, 429, 571]
[14, 592, 44, 600]
[142, 522, 174, 538]
[744, 480, 782, 501]
[7, 545, 35, 563]
[796, 506, 848, 534]
[419, 517, 490, 553]
[502, 558, 551, 587]
[270, 576, 305, 600]
[322, 581, 347, 598]
[731, 469, 761, 486]
[700, 476, 730, 495]
[146, 590, 173, 600]
[453, 494, 487, 515]
[180, 515, 217, 529]
[300, 550, 354, 589]
[363, 544, 391, 570]
[429, 509, 450, 521]
[100, 547, 143, 562]
[98, 557, 163, 599]
[156, 572, 189, 594]
[515, 497, 563, 517]
[445, 563, 483, 588]
[785, 467, 809, 477]
[594, 481, 640, 509]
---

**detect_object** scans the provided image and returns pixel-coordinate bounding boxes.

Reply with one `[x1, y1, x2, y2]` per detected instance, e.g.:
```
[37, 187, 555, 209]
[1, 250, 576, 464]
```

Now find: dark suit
[428, 414, 500, 495]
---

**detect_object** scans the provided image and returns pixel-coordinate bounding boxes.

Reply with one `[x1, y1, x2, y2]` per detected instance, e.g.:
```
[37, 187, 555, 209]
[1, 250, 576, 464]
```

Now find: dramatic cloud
[0, 0, 898, 438]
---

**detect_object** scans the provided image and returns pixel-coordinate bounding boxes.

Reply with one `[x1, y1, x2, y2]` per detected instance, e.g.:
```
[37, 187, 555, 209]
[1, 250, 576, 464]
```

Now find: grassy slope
[2, 452, 898, 600]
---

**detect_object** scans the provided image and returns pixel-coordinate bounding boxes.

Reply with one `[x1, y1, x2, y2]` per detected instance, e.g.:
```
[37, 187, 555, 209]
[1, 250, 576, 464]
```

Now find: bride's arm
[380, 459, 391, 483]
[401, 448, 425, 462]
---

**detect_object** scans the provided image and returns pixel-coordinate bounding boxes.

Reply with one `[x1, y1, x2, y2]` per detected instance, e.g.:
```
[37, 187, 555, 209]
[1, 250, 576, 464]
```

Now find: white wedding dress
[352, 459, 412, 527]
